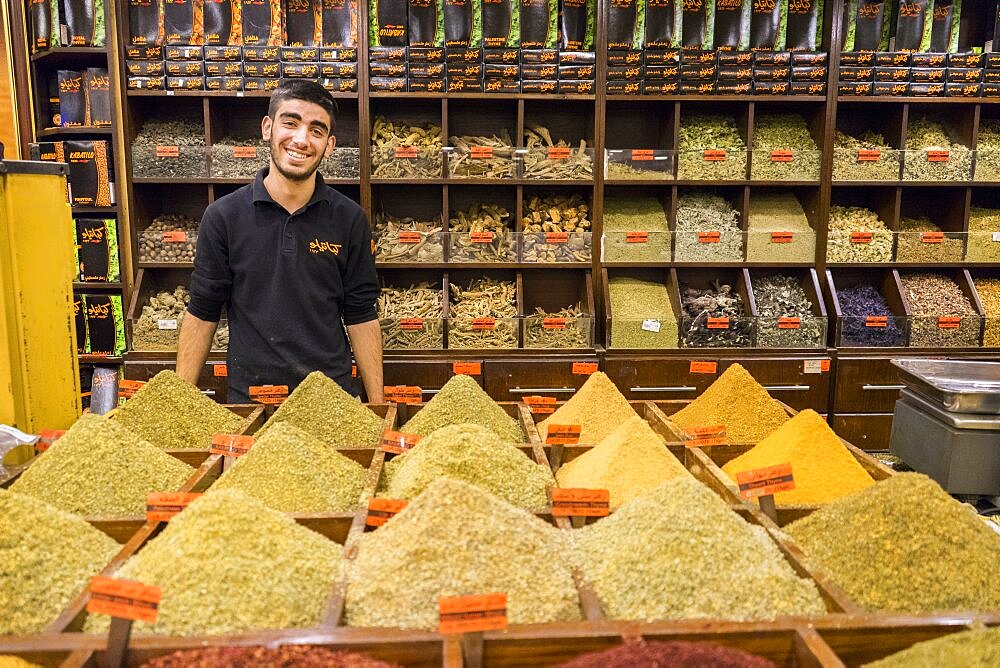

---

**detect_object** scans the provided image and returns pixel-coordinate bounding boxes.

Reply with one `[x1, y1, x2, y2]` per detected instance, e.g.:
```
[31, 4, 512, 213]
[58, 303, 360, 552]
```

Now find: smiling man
[175, 80, 383, 403]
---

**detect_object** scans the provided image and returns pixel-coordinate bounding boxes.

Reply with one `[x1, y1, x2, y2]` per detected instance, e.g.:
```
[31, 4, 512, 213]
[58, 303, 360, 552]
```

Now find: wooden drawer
[834, 357, 906, 413]
[124, 360, 229, 403]
[604, 356, 717, 401]
[723, 357, 831, 413]
[484, 358, 598, 401]
[383, 358, 484, 400]
[831, 414, 894, 451]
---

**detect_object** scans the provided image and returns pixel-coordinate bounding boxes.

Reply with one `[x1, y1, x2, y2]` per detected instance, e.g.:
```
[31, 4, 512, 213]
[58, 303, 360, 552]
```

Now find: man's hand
[176, 312, 219, 385]
[346, 319, 383, 402]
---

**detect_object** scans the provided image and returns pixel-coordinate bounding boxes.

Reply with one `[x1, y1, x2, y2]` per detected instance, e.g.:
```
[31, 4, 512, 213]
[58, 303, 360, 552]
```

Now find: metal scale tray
[891, 358, 1000, 415]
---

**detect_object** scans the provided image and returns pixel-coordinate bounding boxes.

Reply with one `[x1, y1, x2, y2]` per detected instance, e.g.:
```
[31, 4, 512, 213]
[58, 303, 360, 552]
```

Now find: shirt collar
[251, 166, 331, 209]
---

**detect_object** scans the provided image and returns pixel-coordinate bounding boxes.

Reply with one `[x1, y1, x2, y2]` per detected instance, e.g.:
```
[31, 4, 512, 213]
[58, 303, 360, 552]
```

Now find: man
[176, 80, 383, 403]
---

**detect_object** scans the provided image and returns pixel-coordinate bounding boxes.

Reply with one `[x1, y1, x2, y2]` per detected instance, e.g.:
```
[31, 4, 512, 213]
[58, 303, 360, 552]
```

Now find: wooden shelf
[606, 95, 825, 102]
[37, 126, 114, 138]
[831, 181, 982, 187]
[78, 354, 122, 364]
[74, 282, 122, 290]
[72, 206, 118, 215]
[377, 262, 592, 270]
[369, 92, 596, 101]
[371, 178, 594, 186]
[132, 177, 360, 185]
[127, 89, 358, 99]
[603, 180, 822, 187]
[30, 46, 108, 64]
[839, 96, 1000, 104]
[603, 262, 817, 268]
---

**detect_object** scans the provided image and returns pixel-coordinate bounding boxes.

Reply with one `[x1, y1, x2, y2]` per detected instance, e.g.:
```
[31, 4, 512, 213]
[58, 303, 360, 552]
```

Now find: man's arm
[347, 319, 383, 402]
[176, 313, 219, 385]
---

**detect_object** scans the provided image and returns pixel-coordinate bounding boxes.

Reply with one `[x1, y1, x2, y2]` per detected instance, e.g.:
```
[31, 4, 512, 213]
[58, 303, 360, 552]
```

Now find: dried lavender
[210, 136, 270, 179]
[132, 116, 207, 178]
[679, 279, 752, 348]
[751, 114, 821, 181]
[673, 191, 743, 262]
[895, 217, 963, 263]
[901, 273, 980, 348]
[601, 197, 670, 262]
[833, 130, 901, 181]
[903, 115, 973, 181]
[836, 283, 906, 347]
[974, 119, 1000, 182]
[677, 114, 748, 181]
[965, 207, 1000, 263]
[752, 274, 825, 348]
[826, 206, 894, 263]
[378, 283, 444, 350]
[138, 214, 198, 263]
[746, 193, 815, 263]
[608, 276, 678, 349]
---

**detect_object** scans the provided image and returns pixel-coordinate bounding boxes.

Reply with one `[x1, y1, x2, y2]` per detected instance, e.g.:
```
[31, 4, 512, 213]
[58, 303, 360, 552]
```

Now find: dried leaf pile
[899, 273, 980, 348]
[904, 115, 972, 181]
[679, 280, 752, 348]
[608, 276, 678, 349]
[974, 119, 1000, 182]
[538, 371, 639, 444]
[965, 207, 1000, 263]
[973, 277, 1000, 347]
[447, 277, 518, 348]
[370, 116, 443, 179]
[677, 113, 748, 180]
[861, 627, 1000, 667]
[746, 193, 815, 263]
[751, 114, 821, 181]
[673, 192, 743, 262]
[833, 130, 901, 181]
[132, 117, 206, 178]
[602, 197, 670, 262]
[826, 206, 894, 263]
[895, 217, 963, 263]
[752, 274, 825, 348]
[400, 373, 523, 442]
[378, 283, 444, 349]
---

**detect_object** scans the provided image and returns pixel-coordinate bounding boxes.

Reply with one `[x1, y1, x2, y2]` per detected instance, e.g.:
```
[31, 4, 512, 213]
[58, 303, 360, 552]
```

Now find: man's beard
[269, 137, 322, 182]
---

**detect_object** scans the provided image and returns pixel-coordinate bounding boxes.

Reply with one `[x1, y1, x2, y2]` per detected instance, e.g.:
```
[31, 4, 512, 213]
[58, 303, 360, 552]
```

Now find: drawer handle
[200, 390, 215, 397]
[862, 384, 905, 391]
[510, 387, 577, 394]
[630, 386, 697, 393]
[762, 385, 810, 392]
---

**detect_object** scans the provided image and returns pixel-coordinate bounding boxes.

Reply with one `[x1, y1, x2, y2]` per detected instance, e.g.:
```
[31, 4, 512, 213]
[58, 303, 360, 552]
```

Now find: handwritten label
[472, 318, 496, 330]
[384, 385, 422, 404]
[380, 430, 421, 454]
[213, 364, 227, 377]
[523, 395, 556, 414]
[548, 147, 571, 159]
[162, 231, 187, 242]
[399, 318, 424, 330]
[469, 231, 494, 243]
[452, 361, 481, 375]
[777, 317, 801, 329]
[771, 150, 794, 162]
[630, 149, 654, 161]
[803, 359, 830, 374]
[707, 317, 730, 329]
[927, 150, 949, 163]
[865, 316, 888, 327]
[641, 319, 661, 333]
[543, 318, 567, 330]
[572, 361, 598, 375]
[470, 146, 493, 159]
[210, 434, 255, 457]
[546, 424, 581, 445]
[545, 231, 569, 243]
[87, 577, 161, 623]
[439, 593, 507, 634]
[626, 231, 649, 243]
[992, 232, 1000, 243]
[684, 425, 727, 447]
[850, 231, 873, 244]
[146, 492, 201, 522]
[938, 316, 961, 329]
[857, 149, 882, 162]
[365, 498, 407, 528]
[232, 146, 257, 159]
[117, 379, 146, 399]
[398, 231, 422, 243]
[770, 232, 794, 243]
[703, 149, 727, 161]
[248, 385, 288, 404]
[37, 429, 66, 452]
[155, 145, 179, 158]
[689, 360, 717, 374]
[157, 319, 177, 330]
[550, 488, 610, 517]
[921, 231, 944, 244]
[736, 463, 795, 499]
[698, 231, 721, 243]
[395, 146, 419, 159]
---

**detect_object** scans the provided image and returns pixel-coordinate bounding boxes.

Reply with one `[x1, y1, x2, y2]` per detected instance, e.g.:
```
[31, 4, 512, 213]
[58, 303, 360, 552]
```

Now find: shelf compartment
[605, 149, 677, 181]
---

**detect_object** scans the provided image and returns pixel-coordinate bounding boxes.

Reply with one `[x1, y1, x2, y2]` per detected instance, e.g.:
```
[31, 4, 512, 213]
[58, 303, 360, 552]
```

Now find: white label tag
[992, 232, 1000, 243]
[157, 319, 178, 330]
[641, 319, 661, 333]
[803, 360, 824, 374]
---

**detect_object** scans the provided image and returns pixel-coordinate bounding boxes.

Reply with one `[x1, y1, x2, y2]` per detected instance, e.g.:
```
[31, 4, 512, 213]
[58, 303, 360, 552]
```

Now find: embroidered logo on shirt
[309, 239, 342, 255]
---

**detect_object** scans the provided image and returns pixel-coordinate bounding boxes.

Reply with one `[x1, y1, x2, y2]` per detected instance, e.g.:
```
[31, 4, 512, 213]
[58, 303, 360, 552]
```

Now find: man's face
[261, 98, 334, 182]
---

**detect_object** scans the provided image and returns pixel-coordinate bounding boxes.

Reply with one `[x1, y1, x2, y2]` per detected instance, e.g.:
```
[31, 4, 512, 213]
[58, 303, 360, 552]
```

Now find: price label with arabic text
[380, 430, 421, 454]
[452, 361, 481, 376]
[162, 231, 187, 243]
[770, 231, 794, 243]
[118, 379, 146, 399]
[626, 231, 649, 243]
[210, 434, 255, 457]
[248, 385, 288, 405]
[523, 395, 556, 414]
[366, 498, 407, 528]
[384, 385, 422, 404]
[689, 360, 717, 374]
[572, 361, 598, 375]
[865, 316, 888, 327]
[37, 429, 66, 452]
[546, 424, 581, 445]
[87, 577, 161, 623]
[439, 593, 507, 634]
[146, 492, 202, 522]
[698, 231, 721, 243]
[551, 488, 610, 517]
[684, 425, 727, 447]
[736, 463, 795, 499]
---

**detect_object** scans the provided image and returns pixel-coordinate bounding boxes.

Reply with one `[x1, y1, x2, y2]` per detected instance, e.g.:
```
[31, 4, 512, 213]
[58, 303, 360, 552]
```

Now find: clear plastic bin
[679, 314, 755, 348]
[965, 230, 1000, 263]
[447, 230, 516, 263]
[446, 317, 519, 349]
[837, 315, 908, 348]
[608, 317, 679, 349]
[374, 229, 445, 262]
[370, 145, 444, 179]
[973, 149, 1000, 182]
[322, 147, 361, 179]
[673, 228, 744, 262]
[137, 229, 198, 264]
[676, 148, 748, 181]
[755, 316, 827, 349]
[518, 147, 594, 180]
[380, 317, 445, 350]
[601, 230, 672, 262]
[519, 231, 592, 263]
[832, 148, 903, 181]
[902, 148, 974, 181]
[131, 145, 208, 178]
[445, 145, 516, 179]
[750, 149, 822, 181]
[605, 149, 676, 181]
[908, 315, 982, 348]
[745, 229, 816, 263]
[522, 315, 593, 349]
[209, 144, 270, 179]
[895, 231, 966, 263]
[826, 229, 895, 263]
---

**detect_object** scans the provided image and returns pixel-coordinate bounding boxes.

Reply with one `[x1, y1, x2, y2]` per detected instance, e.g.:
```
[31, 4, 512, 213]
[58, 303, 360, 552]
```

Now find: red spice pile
[556, 640, 777, 668]
[141, 645, 401, 668]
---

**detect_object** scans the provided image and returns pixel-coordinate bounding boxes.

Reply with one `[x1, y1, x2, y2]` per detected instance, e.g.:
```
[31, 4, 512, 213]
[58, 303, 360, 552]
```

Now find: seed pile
[538, 371, 639, 444]
[836, 283, 906, 346]
[138, 214, 198, 263]
[677, 113, 748, 181]
[608, 276, 678, 349]
[380, 424, 553, 511]
[448, 277, 518, 349]
[400, 373, 523, 442]
[826, 206, 894, 263]
[833, 129, 901, 181]
[679, 279, 752, 348]
[669, 364, 789, 443]
[85, 490, 343, 636]
[673, 192, 743, 262]
[142, 647, 400, 668]
[370, 116, 443, 179]
[447, 131, 515, 179]
[0, 489, 119, 635]
[257, 371, 384, 447]
[966, 207, 1000, 263]
[861, 627, 1000, 668]
[751, 114, 821, 181]
[786, 473, 1000, 613]
[373, 211, 444, 262]
[556, 415, 691, 510]
[895, 217, 963, 263]
[345, 478, 580, 629]
[378, 283, 444, 350]
[601, 197, 670, 262]
[448, 203, 515, 262]
[132, 286, 229, 351]
[974, 119, 1000, 182]
[904, 115, 973, 181]
[722, 410, 875, 506]
[210, 136, 270, 179]
[557, 641, 776, 668]
[752, 274, 825, 348]
[572, 477, 826, 621]
[132, 117, 207, 178]
[113, 370, 243, 449]
[746, 192, 815, 263]
[973, 278, 1000, 347]
[524, 304, 590, 349]
[210, 423, 367, 513]
[900, 273, 979, 348]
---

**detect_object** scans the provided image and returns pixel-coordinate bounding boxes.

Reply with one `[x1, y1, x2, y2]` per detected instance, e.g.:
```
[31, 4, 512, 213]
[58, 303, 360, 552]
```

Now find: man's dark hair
[267, 80, 338, 132]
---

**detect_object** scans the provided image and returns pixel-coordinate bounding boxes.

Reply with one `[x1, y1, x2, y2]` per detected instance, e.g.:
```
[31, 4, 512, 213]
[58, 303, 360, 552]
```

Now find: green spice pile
[85, 490, 342, 636]
[903, 115, 973, 181]
[113, 370, 244, 449]
[900, 273, 980, 348]
[378, 283, 444, 350]
[895, 217, 963, 263]
[965, 207, 1000, 263]
[601, 197, 670, 262]
[0, 489, 119, 635]
[746, 192, 815, 263]
[752, 274, 825, 348]
[973, 277, 1000, 347]
[787, 473, 1000, 613]
[572, 477, 826, 621]
[447, 277, 518, 349]
[974, 119, 1000, 182]
[400, 373, 523, 442]
[862, 627, 1000, 668]
[826, 206, 894, 263]
[608, 276, 678, 349]
[11, 414, 193, 516]
[210, 423, 367, 513]
[345, 478, 580, 629]
[673, 191, 743, 262]
[380, 424, 553, 511]
[256, 371, 384, 447]
[538, 371, 640, 444]
[751, 114, 821, 181]
[677, 113, 748, 181]
[832, 129, 901, 181]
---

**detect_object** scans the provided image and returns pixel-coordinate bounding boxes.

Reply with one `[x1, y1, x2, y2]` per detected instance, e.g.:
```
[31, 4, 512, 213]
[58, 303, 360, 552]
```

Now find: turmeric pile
[538, 372, 638, 443]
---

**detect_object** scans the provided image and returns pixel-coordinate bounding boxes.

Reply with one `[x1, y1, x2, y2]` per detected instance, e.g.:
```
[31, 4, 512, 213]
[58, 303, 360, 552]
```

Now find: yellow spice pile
[722, 409, 874, 506]
[538, 371, 638, 443]
[400, 374, 523, 442]
[556, 415, 692, 510]
[668, 364, 788, 443]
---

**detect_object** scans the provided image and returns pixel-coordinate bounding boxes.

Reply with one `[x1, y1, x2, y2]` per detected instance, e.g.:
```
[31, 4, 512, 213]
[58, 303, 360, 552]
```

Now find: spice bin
[826, 269, 910, 348]
[965, 206, 1000, 263]
[446, 272, 519, 349]
[378, 273, 447, 350]
[519, 146, 595, 181]
[604, 268, 679, 350]
[750, 113, 822, 182]
[832, 143, 903, 182]
[676, 112, 749, 181]
[370, 115, 444, 180]
[321, 147, 361, 180]
[898, 270, 983, 349]
[448, 199, 517, 263]
[675, 268, 756, 349]
[749, 269, 828, 349]
[132, 144, 208, 179]
[520, 192, 593, 263]
[605, 149, 676, 181]
[601, 195, 672, 263]
[137, 215, 198, 264]
[970, 271, 1000, 348]
[209, 140, 270, 179]
[445, 143, 517, 179]
[673, 190, 744, 263]
[745, 191, 817, 263]
[373, 210, 445, 263]
[521, 270, 594, 350]
[126, 269, 229, 353]
[826, 205, 895, 264]
[902, 115, 973, 182]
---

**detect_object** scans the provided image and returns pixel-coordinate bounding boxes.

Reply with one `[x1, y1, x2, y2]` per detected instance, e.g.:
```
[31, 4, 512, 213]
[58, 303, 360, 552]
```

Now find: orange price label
[689, 360, 717, 374]
[703, 149, 727, 161]
[155, 145, 179, 158]
[938, 316, 961, 329]
[146, 492, 201, 522]
[803, 359, 831, 374]
[736, 463, 795, 499]
[248, 385, 288, 405]
[118, 379, 147, 399]
[472, 318, 496, 330]
[630, 149, 654, 161]
[399, 318, 424, 330]
[927, 150, 950, 163]
[397, 231, 422, 243]
[161, 231, 187, 242]
[770, 231, 794, 243]
[384, 385, 422, 404]
[544, 231, 569, 243]
[395, 146, 419, 159]
[707, 317, 730, 329]
[37, 429, 66, 452]
[232, 146, 257, 159]
[865, 316, 888, 328]
[365, 498, 408, 528]
[352, 364, 358, 378]
[543, 317, 567, 330]
[213, 364, 227, 377]
[921, 231, 944, 244]
[87, 576, 161, 623]
[548, 147, 571, 159]
[210, 434, 255, 457]
[452, 361, 481, 376]
[698, 231, 721, 243]
[523, 395, 556, 414]
[546, 424, 581, 445]
[439, 593, 508, 635]
[857, 149, 882, 162]
[550, 488, 610, 517]
[379, 430, 421, 454]
[470, 146, 493, 159]
[850, 231, 873, 244]
[469, 231, 494, 243]
[771, 150, 794, 162]
[778, 317, 801, 329]
[625, 231, 649, 243]
[684, 424, 727, 448]
[572, 361, 598, 375]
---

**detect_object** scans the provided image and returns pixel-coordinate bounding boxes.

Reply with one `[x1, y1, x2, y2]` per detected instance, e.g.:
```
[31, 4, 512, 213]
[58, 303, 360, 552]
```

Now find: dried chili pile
[141, 646, 400, 667]
[556, 640, 776, 668]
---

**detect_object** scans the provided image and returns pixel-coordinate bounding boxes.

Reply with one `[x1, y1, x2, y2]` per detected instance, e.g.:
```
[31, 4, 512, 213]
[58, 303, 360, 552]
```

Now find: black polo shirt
[188, 167, 378, 402]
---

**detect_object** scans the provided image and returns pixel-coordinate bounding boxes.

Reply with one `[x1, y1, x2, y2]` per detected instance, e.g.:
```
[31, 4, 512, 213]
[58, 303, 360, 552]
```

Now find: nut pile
[210, 135, 270, 179]
[447, 131, 515, 178]
[677, 113, 748, 181]
[966, 207, 1000, 263]
[601, 197, 670, 262]
[524, 304, 590, 349]
[447, 277, 518, 349]
[833, 129, 901, 181]
[521, 193, 592, 263]
[132, 117, 207, 178]
[900, 272, 980, 348]
[973, 277, 1000, 347]
[826, 206, 894, 263]
[138, 214, 198, 263]
[400, 374, 523, 442]
[608, 276, 677, 349]
[751, 113, 821, 181]
[449, 203, 515, 262]
[370, 116, 443, 179]
[132, 286, 229, 351]
[836, 283, 906, 347]
[373, 211, 444, 262]
[974, 119, 1000, 182]
[679, 279, 752, 348]
[903, 115, 973, 181]
[752, 274, 825, 348]
[522, 124, 593, 180]
[674, 192, 743, 262]
[895, 217, 963, 263]
[378, 283, 444, 349]
[746, 192, 815, 263]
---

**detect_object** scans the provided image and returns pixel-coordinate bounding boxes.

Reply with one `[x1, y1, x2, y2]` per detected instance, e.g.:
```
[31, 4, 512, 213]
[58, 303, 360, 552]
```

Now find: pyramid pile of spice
[10, 414, 193, 516]
[667, 364, 789, 443]
[537, 371, 639, 443]
[112, 370, 243, 449]
[140, 646, 402, 668]
[861, 627, 1000, 668]
[256, 371, 384, 447]
[399, 374, 523, 442]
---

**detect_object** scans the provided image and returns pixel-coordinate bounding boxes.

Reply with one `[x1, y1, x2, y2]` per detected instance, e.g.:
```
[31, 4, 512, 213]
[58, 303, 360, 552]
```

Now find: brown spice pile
[141, 646, 400, 667]
[538, 371, 638, 443]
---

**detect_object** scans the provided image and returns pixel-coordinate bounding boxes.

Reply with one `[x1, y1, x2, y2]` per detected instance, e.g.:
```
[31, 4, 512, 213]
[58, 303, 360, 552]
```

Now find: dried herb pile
[826, 206, 894, 263]
[833, 130, 900, 181]
[966, 207, 1000, 263]
[132, 116, 206, 178]
[557, 641, 776, 668]
[370, 116, 443, 179]
[786, 473, 1000, 613]
[113, 370, 243, 449]
[85, 490, 343, 636]
[447, 277, 518, 348]
[449, 203, 515, 262]
[722, 410, 874, 506]
[836, 283, 906, 346]
[524, 304, 590, 349]
[378, 283, 444, 349]
[0, 489, 119, 635]
[521, 193, 592, 263]
[751, 114, 821, 181]
[900, 273, 979, 348]
[400, 373, 523, 442]
[447, 131, 515, 179]
[974, 119, 1000, 182]
[345, 478, 580, 629]
[138, 214, 198, 263]
[669, 364, 789, 443]
[752, 274, 824, 348]
[673, 192, 743, 262]
[256, 371, 384, 447]
[132, 286, 229, 351]
[746, 193, 815, 263]
[608, 276, 678, 349]
[210, 135, 269, 179]
[373, 210, 444, 262]
[903, 115, 972, 181]
[571, 477, 826, 621]
[210, 423, 367, 513]
[973, 278, 1000, 347]
[141, 647, 400, 668]
[11, 414, 193, 516]
[380, 424, 553, 511]
[896, 217, 963, 263]
[678, 279, 752, 348]
[677, 113, 748, 181]
[556, 415, 691, 510]
[862, 627, 1000, 668]
[538, 371, 639, 444]
[522, 124, 593, 180]
[601, 197, 670, 262]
